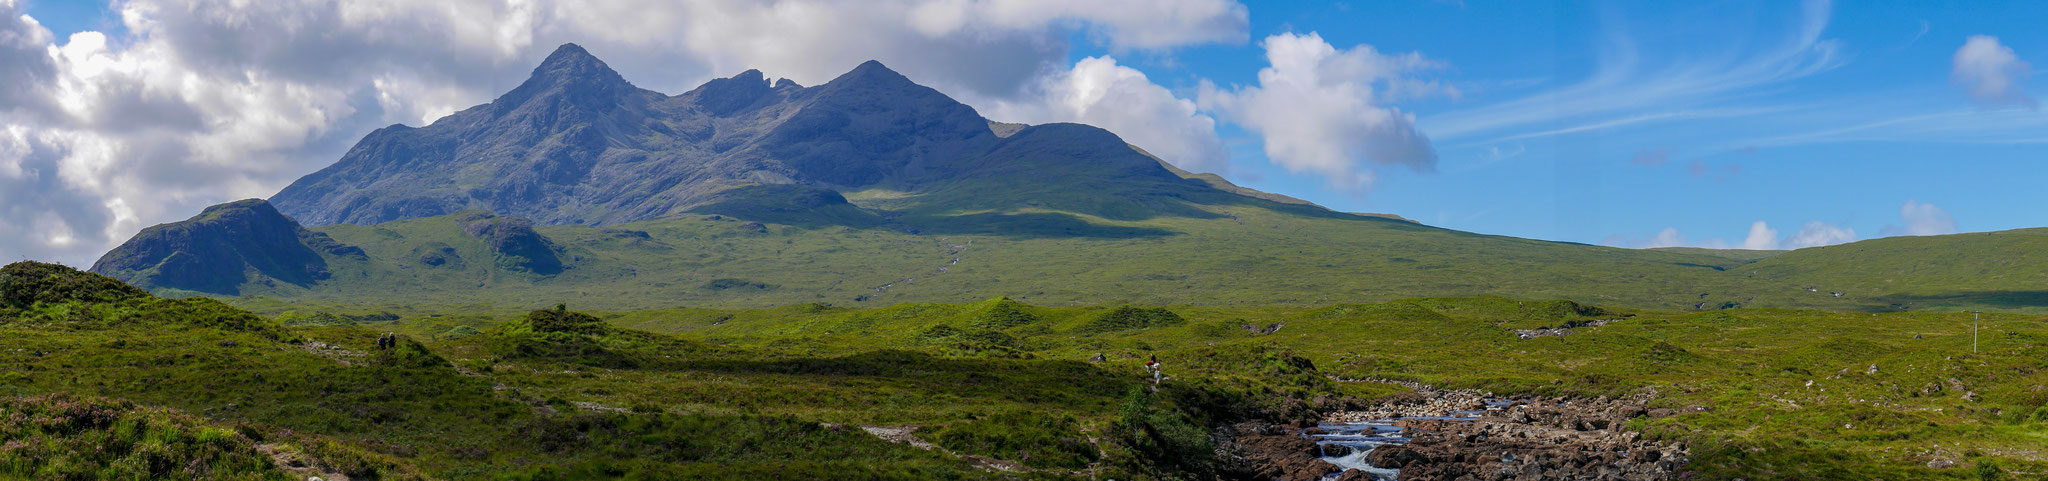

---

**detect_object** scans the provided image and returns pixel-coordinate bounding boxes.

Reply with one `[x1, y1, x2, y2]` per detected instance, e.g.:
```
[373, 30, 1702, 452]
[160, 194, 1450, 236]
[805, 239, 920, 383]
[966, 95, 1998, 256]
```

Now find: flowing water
[1306, 400, 1512, 480]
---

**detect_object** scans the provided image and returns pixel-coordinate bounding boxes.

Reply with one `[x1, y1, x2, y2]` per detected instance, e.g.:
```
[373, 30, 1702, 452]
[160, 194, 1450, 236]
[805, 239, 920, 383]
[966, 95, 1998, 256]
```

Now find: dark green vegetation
[10, 261, 2047, 479]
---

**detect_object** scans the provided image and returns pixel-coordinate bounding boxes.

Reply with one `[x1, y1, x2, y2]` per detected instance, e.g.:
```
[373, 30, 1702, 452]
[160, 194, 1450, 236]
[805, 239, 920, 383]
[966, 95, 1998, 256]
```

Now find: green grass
[9, 261, 2048, 479]
[165, 196, 2047, 317]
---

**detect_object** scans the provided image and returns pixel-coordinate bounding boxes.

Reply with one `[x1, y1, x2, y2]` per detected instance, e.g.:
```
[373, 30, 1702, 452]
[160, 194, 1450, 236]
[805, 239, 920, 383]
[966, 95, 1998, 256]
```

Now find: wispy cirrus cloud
[1423, 0, 1843, 143]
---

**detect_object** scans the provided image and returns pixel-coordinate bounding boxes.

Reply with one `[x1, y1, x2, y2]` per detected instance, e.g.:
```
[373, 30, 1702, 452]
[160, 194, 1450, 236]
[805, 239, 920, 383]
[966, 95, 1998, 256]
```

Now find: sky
[0, 0, 2042, 267]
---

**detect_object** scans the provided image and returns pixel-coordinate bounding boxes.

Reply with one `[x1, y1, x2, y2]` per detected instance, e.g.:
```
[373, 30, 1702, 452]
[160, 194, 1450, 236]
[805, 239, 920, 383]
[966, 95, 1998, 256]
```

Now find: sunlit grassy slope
[198, 199, 1943, 315]
[1743, 228, 2048, 313]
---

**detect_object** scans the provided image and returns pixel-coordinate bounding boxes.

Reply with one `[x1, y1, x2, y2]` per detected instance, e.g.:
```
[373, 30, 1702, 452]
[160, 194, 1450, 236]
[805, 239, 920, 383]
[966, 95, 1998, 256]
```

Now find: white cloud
[1607, 227, 1729, 249]
[1615, 219, 1854, 250]
[1881, 199, 1957, 236]
[1643, 228, 1706, 249]
[903, 0, 1247, 50]
[1741, 221, 1779, 250]
[1784, 221, 1856, 248]
[1198, 32, 1444, 191]
[982, 56, 1229, 173]
[0, 0, 1253, 266]
[1952, 35, 2037, 110]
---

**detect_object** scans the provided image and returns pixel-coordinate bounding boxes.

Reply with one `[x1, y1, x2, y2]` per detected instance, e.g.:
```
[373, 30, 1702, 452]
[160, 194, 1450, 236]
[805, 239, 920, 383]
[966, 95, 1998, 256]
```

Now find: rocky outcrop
[1213, 423, 1342, 481]
[1514, 318, 1625, 339]
[1355, 395, 1687, 481]
[90, 199, 361, 294]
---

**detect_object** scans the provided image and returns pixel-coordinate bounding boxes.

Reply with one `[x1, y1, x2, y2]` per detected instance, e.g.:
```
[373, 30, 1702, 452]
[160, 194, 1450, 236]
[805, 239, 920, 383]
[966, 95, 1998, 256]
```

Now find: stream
[1307, 400, 1511, 480]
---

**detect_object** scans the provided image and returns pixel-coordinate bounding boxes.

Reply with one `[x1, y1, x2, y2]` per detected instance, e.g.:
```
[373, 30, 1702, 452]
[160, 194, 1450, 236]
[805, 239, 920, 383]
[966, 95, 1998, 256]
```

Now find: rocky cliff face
[267, 43, 1265, 229]
[90, 199, 362, 295]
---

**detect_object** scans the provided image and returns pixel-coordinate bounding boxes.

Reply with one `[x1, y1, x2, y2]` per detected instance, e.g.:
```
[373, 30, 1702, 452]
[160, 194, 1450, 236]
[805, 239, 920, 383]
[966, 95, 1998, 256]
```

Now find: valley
[9, 39, 2044, 481]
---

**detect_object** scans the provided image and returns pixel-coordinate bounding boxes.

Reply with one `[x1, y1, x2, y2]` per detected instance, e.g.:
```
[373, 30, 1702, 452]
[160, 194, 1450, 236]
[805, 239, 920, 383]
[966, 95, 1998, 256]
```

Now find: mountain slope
[269, 44, 1253, 229]
[89, 199, 363, 295]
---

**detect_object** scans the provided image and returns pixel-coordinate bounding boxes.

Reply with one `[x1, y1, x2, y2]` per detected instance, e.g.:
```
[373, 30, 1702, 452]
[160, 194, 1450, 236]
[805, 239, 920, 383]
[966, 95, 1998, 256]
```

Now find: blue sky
[4, 0, 2042, 266]
[1060, 0, 2044, 248]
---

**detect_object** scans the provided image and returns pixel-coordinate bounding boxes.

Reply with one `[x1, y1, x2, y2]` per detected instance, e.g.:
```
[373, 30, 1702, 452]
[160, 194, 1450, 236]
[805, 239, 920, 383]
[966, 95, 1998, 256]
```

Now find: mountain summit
[265, 44, 1279, 229]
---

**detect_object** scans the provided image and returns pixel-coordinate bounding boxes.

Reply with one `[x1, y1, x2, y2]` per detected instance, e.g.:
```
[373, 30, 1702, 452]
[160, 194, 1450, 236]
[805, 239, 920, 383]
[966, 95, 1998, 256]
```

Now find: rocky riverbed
[1222, 383, 1692, 480]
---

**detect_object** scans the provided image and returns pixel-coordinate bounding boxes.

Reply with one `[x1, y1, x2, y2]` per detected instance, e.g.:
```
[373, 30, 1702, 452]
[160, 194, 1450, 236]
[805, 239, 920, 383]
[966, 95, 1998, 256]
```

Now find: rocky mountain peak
[492, 43, 638, 112]
[681, 68, 775, 115]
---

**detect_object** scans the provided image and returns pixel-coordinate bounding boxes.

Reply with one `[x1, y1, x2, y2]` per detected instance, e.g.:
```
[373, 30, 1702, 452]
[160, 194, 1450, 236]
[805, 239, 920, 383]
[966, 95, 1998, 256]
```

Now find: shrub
[967, 298, 1039, 330]
[0, 394, 282, 481]
[524, 304, 609, 335]
[0, 261, 148, 309]
[1108, 388, 1212, 476]
[375, 337, 452, 369]
[931, 411, 1099, 469]
[1080, 306, 1185, 333]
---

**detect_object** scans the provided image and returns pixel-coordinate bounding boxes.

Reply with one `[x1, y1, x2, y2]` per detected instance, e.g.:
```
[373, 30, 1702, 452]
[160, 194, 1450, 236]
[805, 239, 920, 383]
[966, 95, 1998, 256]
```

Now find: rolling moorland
[4, 261, 2048, 480]
[4, 43, 2043, 480]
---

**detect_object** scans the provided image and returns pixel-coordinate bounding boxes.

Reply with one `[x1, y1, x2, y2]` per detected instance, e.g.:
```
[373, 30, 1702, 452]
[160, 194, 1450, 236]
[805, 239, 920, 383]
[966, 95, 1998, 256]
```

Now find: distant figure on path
[1145, 354, 1164, 385]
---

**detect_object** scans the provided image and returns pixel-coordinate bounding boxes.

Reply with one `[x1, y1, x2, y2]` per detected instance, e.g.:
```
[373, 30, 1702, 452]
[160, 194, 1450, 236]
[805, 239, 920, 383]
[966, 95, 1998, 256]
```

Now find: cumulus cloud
[1881, 199, 1957, 236]
[1613, 219, 1855, 250]
[1784, 221, 1856, 248]
[1643, 228, 1706, 249]
[903, 0, 1247, 50]
[0, 0, 1253, 266]
[0, 0, 57, 118]
[1741, 221, 1779, 250]
[982, 56, 1229, 173]
[1199, 32, 1446, 191]
[1952, 35, 2037, 110]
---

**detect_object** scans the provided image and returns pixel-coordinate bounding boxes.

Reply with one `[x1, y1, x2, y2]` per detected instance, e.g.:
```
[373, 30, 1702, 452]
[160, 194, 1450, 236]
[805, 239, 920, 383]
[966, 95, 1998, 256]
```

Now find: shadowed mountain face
[268, 44, 1245, 228]
[89, 199, 363, 295]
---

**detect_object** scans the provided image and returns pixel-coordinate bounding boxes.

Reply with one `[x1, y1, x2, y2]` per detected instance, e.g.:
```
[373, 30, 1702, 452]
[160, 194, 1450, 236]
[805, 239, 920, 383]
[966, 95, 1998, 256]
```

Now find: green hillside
[185, 198, 1878, 315]
[1648, 247, 1788, 263]
[1744, 228, 2048, 313]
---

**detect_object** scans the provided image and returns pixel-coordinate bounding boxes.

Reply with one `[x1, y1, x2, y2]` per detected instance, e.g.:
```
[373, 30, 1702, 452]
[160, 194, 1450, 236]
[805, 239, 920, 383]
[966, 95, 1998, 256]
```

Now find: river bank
[1222, 383, 1693, 480]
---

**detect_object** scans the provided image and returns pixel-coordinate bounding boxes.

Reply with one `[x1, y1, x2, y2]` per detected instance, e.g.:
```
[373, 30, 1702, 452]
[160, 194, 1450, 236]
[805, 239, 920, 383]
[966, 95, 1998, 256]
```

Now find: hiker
[377, 333, 393, 350]
[1145, 354, 1164, 385]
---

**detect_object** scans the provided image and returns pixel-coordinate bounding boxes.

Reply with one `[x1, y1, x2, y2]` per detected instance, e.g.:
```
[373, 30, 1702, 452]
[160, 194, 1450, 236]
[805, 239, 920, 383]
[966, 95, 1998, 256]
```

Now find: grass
[159, 195, 2048, 317]
[8, 261, 2048, 479]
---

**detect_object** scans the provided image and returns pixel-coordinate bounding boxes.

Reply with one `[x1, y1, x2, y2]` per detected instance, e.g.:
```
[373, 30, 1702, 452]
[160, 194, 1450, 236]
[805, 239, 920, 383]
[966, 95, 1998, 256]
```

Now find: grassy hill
[1742, 228, 2048, 313]
[181, 197, 1888, 315]
[1649, 247, 1787, 263]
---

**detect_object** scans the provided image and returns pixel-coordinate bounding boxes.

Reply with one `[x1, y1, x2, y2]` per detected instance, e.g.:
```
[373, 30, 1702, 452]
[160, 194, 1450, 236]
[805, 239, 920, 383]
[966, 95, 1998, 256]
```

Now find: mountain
[92, 44, 2048, 314]
[267, 44, 1260, 229]
[90, 199, 363, 295]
